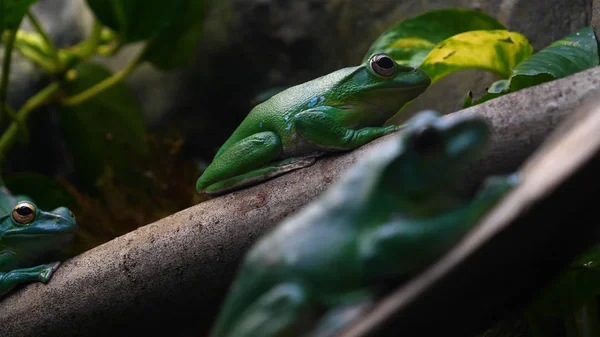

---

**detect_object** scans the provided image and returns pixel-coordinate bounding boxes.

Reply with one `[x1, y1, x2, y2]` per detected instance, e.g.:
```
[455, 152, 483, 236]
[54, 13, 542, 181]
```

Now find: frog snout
[414, 68, 431, 86]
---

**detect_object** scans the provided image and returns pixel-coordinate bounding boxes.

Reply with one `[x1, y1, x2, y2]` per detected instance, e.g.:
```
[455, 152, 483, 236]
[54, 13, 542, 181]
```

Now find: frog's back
[216, 67, 358, 154]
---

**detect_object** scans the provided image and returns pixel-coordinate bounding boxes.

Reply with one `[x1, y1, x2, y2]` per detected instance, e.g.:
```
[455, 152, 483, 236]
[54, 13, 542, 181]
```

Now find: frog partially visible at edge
[0, 181, 77, 298]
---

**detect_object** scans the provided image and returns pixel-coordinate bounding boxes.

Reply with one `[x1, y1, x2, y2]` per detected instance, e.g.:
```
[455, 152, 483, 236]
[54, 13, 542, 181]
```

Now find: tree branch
[0, 66, 599, 337]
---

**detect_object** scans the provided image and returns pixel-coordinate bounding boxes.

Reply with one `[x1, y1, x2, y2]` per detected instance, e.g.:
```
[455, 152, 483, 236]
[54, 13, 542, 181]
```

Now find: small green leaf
[420, 30, 533, 84]
[85, 0, 185, 43]
[529, 245, 600, 319]
[2, 0, 39, 30]
[58, 63, 147, 187]
[142, 0, 205, 69]
[364, 8, 506, 66]
[461, 79, 508, 108]
[508, 26, 599, 92]
[4, 172, 75, 210]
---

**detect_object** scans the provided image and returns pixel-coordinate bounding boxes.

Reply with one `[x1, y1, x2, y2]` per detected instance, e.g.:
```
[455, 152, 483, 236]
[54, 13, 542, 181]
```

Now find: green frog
[210, 110, 518, 337]
[0, 181, 77, 298]
[196, 53, 431, 195]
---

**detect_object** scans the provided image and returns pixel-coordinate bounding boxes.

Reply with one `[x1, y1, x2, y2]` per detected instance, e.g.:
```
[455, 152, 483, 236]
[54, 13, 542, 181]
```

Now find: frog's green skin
[196, 53, 431, 195]
[210, 111, 519, 337]
[0, 184, 77, 298]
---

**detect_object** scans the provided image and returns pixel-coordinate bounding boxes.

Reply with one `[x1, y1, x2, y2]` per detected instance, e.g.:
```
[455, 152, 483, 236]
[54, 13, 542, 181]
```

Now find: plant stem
[77, 20, 103, 59]
[12, 43, 56, 73]
[2, 103, 28, 141]
[25, 10, 60, 68]
[0, 82, 61, 162]
[62, 46, 144, 106]
[0, 29, 17, 125]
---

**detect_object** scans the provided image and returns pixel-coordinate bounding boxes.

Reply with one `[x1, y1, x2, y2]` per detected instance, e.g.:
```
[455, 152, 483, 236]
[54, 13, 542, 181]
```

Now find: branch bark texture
[0, 67, 599, 337]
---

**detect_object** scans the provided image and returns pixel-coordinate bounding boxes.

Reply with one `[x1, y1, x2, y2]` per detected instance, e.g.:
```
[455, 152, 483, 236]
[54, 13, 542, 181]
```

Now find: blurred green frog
[210, 110, 518, 337]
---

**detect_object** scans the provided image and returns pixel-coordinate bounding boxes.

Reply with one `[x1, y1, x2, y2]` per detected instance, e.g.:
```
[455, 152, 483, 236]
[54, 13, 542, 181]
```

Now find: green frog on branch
[0, 181, 77, 298]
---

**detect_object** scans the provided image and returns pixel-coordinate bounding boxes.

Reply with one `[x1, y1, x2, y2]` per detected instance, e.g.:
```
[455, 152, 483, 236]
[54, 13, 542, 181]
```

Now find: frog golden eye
[370, 54, 396, 77]
[12, 202, 36, 224]
[413, 126, 443, 155]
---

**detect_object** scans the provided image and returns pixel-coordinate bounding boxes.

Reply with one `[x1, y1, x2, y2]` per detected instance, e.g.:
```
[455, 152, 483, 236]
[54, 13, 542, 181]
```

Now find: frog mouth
[2, 230, 76, 239]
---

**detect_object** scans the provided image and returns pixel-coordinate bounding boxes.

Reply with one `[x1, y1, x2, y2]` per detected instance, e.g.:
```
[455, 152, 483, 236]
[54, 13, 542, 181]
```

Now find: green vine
[61, 44, 144, 106]
[0, 82, 60, 162]
[25, 10, 60, 70]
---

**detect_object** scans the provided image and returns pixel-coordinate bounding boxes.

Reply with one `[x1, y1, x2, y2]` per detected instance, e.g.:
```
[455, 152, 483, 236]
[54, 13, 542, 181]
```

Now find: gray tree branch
[0, 66, 599, 337]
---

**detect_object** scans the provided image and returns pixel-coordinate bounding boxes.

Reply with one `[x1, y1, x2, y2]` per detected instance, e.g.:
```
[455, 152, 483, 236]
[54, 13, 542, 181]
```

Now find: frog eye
[413, 126, 444, 156]
[12, 202, 36, 224]
[370, 54, 396, 77]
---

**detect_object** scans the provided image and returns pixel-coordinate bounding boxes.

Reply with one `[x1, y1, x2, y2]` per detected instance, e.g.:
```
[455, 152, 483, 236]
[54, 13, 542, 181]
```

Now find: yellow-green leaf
[364, 8, 506, 67]
[420, 30, 533, 84]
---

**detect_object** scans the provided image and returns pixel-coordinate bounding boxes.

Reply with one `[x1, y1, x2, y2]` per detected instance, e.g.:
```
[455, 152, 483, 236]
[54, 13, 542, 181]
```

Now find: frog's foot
[294, 108, 399, 151]
[223, 283, 312, 337]
[309, 298, 375, 337]
[197, 131, 283, 195]
[39, 261, 62, 283]
[202, 154, 321, 196]
[0, 262, 62, 298]
[475, 173, 520, 205]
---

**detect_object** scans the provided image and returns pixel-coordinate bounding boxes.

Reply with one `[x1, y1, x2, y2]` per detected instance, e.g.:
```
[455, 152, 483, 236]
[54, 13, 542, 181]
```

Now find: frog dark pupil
[16, 206, 33, 216]
[414, 127, 443, 154]
[376, 57, 394, 69]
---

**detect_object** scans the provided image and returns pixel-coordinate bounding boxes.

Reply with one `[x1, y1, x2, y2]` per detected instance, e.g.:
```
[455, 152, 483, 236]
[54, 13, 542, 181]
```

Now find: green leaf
[85, 0, 184, 43]
[364, 8, 506, 67]
[1, 0, 39, 30]
[419, 30, 533, 84]
[58, 63, 147, 187]
[142, 0, 205, 69]
[4, 172, 75, 210]
[507, 26, 599, 92]
[466, 27, 599, 108]
[529, 245, 600, 319]
[461, 80, 508, 108]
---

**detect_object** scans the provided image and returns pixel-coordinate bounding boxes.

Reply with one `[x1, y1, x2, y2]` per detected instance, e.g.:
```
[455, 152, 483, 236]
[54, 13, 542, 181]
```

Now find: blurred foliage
[6, 128, 206, 257]
[85, 0, 205, 69]
[524, 245, 600, 337]
[0, 0, 207, 260]
[1, 0, 39, 30]
[58, 62, 147, 188]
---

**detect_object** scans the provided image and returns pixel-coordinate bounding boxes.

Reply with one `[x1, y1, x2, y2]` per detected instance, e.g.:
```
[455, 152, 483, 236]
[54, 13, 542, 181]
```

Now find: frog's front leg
[197, 132, 322, 195]
[223, 283, 311, 337]
[294, 108, 400, 151]
[0, 261, 61, 298]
